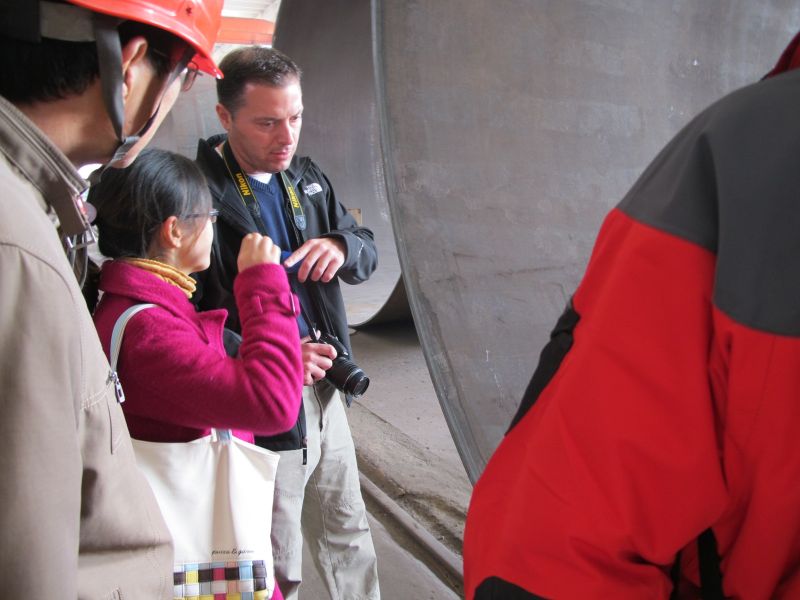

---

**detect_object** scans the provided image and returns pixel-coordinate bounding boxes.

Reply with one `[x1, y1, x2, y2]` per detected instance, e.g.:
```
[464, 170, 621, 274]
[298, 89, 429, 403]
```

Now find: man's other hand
[284, 237, 346, 283]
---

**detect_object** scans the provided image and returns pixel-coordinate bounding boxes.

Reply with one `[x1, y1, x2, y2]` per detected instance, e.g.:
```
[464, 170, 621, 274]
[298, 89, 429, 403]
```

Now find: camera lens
[327, 358, 370, 397]
[345, 367, 370, 397]
[317, 333, 370, 397]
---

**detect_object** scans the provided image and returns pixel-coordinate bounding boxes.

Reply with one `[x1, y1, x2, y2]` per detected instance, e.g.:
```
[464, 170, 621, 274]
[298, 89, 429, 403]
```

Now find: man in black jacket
[194, 46, 380, 600]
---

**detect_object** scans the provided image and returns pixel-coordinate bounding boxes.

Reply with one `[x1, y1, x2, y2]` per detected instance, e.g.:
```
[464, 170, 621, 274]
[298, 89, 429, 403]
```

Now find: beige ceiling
[213, 0, 281, 58]
[221, 0, 281, 21]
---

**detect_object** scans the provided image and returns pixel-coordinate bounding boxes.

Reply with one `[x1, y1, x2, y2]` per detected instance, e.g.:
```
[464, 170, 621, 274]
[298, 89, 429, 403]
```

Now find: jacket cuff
[323, 232, 359, 267]
[234, 263, 298, 318]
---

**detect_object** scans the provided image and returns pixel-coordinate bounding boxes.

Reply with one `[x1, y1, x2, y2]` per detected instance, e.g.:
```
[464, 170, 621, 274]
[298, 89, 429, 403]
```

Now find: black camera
[318, 332, 370, 397]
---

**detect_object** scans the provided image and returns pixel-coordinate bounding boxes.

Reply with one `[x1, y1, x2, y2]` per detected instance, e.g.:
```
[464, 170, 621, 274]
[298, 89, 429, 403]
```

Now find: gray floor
[297, 319, 470, 599]
[349, 321, 472, 554]
[300, 512, 459, 600]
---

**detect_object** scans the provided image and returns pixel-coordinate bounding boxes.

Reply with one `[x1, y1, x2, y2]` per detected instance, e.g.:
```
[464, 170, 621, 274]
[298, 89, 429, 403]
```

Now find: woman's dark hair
[89, 148, 212, 259]
[0, 20, 184, 103]
[217, 46, 302, 115]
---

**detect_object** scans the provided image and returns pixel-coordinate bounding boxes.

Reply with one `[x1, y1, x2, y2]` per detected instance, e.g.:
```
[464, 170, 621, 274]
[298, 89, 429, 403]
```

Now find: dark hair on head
[217, 46, 302, 115]
[90, 148, 212, 259]
[0, 20, 185, 103]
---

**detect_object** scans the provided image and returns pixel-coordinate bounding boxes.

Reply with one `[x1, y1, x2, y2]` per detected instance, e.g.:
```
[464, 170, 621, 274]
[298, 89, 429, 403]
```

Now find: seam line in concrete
[358, 471, 463, 583]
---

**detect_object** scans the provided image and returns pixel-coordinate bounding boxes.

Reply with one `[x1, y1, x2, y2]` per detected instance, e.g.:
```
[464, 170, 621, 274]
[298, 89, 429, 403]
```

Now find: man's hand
[284, 237, 346, 283]
[301, 335, 338, 386]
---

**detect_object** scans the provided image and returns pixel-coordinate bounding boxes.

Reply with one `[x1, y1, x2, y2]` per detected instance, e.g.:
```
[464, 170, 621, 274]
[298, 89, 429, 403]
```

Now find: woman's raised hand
[237, 233, 282, 271]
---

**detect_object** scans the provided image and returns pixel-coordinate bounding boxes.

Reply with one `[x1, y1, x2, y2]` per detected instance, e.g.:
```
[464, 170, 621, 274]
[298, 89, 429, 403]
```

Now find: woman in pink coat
[90, 148, 303, 600]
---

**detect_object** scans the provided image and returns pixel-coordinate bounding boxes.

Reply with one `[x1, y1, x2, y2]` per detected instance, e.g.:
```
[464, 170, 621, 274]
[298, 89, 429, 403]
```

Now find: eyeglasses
[184, 209, 219, 223]
[150, 47, 201, 92]
[180, 62, 201, 92]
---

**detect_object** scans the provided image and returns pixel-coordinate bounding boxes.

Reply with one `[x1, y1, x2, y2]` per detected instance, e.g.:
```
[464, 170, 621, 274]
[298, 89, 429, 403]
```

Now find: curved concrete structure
[172, 2, 800, 482]
[385, 2, 798, 482]
[274, 0, 408, 327]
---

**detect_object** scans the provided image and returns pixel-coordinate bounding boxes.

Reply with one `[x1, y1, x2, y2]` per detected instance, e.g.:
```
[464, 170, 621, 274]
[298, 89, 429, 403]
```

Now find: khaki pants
[271, 383, 380, 600]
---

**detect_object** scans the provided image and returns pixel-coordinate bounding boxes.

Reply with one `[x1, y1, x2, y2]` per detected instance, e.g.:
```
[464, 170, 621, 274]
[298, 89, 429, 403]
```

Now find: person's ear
[159, 215, 184, 250]
[216, 103, 233, 131]
[120, 36, 151, 103]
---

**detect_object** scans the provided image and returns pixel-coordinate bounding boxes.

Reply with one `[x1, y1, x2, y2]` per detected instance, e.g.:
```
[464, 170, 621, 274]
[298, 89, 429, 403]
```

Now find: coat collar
[99, 260, 213, 322]
[196, 133, 312, 193]
[0, 95, 90, 236]
[195, 134, 313, 236]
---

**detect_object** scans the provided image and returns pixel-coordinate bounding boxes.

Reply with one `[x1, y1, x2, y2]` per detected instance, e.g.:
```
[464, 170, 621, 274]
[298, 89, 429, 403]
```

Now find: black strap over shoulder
[220, 142, 308, 233]
[220, 142, 268, 235]
[278, 171, 307, 231]
[698, 528, 726, 599]
[475, 577, 548, 599]
[670, 528, 726, 600]
[669, 549, 682, 600]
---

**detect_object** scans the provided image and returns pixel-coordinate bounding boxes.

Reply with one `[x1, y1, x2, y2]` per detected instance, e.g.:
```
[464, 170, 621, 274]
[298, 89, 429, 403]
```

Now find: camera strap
[220, 141, 339, 342]
[221, 141, 266, 233]
[305, 278, 338, 340]
[279, 171, 307, 232]
[220, 140, 307, 233]
[300, 304, 319, 342]
[273, 166, 339, 338]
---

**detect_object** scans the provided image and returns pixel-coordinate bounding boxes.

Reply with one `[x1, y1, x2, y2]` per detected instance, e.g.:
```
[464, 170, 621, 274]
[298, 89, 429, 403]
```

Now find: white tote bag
[111, 304, 280, 600]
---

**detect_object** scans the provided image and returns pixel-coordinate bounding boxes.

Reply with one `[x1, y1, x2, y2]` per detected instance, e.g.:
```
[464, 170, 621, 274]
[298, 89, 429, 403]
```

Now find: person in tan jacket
[0, 2, 223, 598]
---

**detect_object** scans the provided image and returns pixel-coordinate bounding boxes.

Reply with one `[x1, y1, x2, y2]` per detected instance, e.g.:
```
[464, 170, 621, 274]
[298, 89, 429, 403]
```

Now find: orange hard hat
[67, 0, 223, 77]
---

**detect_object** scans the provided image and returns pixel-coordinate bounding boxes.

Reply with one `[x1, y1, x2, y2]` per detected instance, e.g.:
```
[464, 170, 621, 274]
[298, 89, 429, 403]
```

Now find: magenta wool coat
[93, 260, 304, 444]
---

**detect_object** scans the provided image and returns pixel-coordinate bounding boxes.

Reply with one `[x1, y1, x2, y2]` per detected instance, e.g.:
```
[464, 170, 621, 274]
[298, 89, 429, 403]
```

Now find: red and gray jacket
[464, 36, 800, 600]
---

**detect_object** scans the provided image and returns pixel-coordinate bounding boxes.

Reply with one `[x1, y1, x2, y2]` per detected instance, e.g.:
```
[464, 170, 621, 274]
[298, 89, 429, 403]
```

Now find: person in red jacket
[464, 33, 800, 600]
[90, 148, 305, 600]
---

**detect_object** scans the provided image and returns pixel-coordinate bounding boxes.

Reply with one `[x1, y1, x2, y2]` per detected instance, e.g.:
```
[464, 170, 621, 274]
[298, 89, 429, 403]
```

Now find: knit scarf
[123, 258, 196, 299]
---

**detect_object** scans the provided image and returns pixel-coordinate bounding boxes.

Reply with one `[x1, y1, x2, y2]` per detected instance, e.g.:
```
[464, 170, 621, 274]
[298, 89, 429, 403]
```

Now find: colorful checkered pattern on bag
[173, 560, 272, 600]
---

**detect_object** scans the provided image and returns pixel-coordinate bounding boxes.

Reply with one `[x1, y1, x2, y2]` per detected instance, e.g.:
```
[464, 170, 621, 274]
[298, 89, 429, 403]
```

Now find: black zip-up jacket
[194, 134, 378, 450]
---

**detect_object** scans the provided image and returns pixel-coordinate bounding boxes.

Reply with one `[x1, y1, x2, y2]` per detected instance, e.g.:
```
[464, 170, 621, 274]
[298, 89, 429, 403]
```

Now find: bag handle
[108, 303, 155, 404]
[110, 303, 156, 370]
[109, 303, 233, 441]
[214, 429, 232, 442]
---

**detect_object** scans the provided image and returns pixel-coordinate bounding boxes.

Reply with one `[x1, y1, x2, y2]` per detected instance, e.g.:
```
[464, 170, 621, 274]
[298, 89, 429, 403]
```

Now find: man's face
[217, 79, 303, 174]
